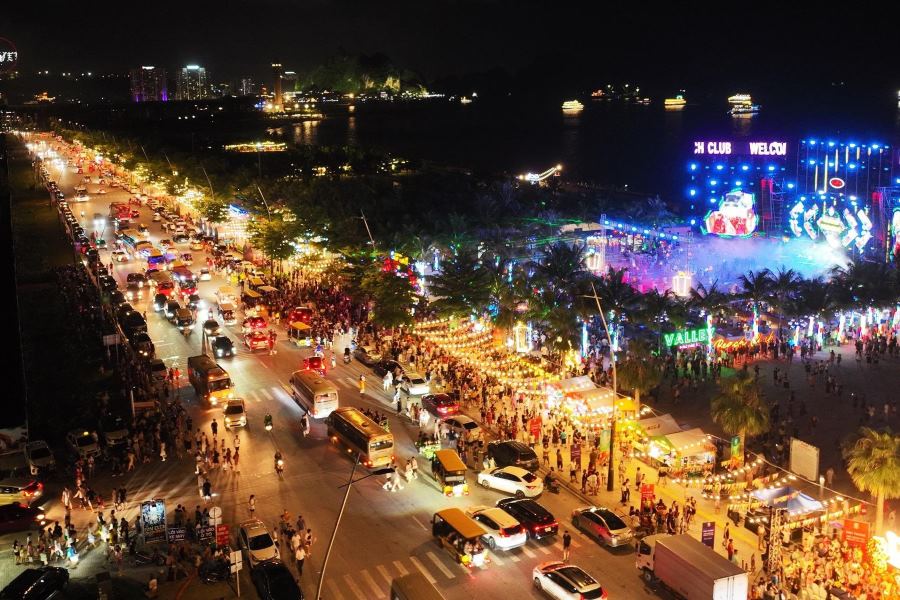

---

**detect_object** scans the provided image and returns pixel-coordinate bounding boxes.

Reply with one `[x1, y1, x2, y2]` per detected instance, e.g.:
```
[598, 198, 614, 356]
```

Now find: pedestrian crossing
[316, 536, 580, 600]
[240, 384, 292, 404]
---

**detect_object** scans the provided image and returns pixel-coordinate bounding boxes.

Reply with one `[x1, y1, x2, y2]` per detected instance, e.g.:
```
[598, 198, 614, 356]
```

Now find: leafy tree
[769, 266, 801, 333]
[738, 269, 773, 315]
[842, 427, 900, 534]
[361, 270, 418, 329]
[248, 218, 300, 273]
[710, 371, 770, 462]
[689, 280, 731, 318]
[198, 196, 231, 224]
[427, 249, 492, 319]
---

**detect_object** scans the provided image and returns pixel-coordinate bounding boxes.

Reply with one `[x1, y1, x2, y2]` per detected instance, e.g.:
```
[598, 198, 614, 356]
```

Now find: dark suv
[487, 440, 539, 472]
[496, 497, 558, 540]
[0, 566, 69, 599]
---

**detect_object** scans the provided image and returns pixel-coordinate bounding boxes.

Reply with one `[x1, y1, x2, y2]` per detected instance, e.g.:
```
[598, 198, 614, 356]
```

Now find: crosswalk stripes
[326, 579, 346, 600]
[508, 551, 521, 562]
[536, 544, 552, 555]
[259, 387, 274, 401]
[392, 560, 409, 577]
[360, 569, 386, 599]
[521, 545, 537, 558]
[246, 390, 261, 403]
[343, 573, 368, 600]
[376, 564, 393, 586]
[408, 556, 437, 584]
[426, 551, 457, 578]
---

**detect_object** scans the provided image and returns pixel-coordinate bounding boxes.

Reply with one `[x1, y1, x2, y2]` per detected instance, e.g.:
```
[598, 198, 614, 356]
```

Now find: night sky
[1, 1, 898, 90]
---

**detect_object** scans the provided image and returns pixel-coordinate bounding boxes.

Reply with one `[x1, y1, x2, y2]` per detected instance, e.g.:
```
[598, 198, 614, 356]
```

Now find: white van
[290, 371, 339, 419]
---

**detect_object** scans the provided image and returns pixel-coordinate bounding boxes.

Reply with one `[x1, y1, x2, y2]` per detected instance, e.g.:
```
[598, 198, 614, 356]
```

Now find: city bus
[390, 573, 446, 600]
[326, 407, 393, 469]
[147, 248, 167, 270]
[187, 355, 234, 407]
[119, 229, 142, 251]
[289, 370, 339, 419]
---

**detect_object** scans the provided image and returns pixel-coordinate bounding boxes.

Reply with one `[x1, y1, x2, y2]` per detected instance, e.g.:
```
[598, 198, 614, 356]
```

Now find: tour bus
[390, 573, 446, 600]
[289, 370, 339, 419]
[147, 249, 167, 270]
[326, 407, 393, 469]
[187, 355, 234, 407]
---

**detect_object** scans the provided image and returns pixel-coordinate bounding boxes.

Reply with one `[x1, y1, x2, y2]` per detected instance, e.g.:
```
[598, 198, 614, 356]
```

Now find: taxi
[241, 316, 267, 334]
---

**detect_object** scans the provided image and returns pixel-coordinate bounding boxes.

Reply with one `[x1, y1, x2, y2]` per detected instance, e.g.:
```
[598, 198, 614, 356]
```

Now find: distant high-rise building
[272, 62, 283, 110]
[238, 77, 257, 96]
[283, 71, 297, 90]
[176, 65, 208, 100]
[130, 66, 168, 102]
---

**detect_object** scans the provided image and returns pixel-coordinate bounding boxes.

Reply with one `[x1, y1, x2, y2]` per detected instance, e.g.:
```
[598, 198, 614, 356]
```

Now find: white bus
[326, 407, 393, 469]
[289, 370, 339, 419]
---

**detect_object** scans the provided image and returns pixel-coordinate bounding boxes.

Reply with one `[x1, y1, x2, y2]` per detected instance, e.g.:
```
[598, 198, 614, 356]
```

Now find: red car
[158, 281, 176, 297]
[241, 316, 267, 334]
[179, 278, 197, 297]
[130, 210, 140, 219]
[288, 306, 313, 324]
[422, 393, 460, 418]
[303, 356, 327, 376]
[245, 331, 269, 352]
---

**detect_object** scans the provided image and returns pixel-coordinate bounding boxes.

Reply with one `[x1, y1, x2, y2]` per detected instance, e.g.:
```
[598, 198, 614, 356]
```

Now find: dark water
[244, 92, 900, 201]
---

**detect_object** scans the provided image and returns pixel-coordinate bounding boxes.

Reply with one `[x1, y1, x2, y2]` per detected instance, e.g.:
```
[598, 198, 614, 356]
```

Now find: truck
[187, 355, 234, 407]
[636, 534, 748, 600]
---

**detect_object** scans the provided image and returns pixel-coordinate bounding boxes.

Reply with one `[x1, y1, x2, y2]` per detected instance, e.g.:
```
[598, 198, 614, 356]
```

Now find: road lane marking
[411, 516, 428, 531]
[392, 560, 408, 576]
[408, 556, 437, 584]
[342, 574, 367, 600]
[536, 544, 551, 555]
[246, 391, 260, 403]
[360, 569, 386, 598]
[509, 552, 521, 562]
[426, 552, 456, 579]
[259, 388, 274, 401]
[376, 564, 393, 587]
[522, 546, 536, 558]
[491, 553, 504, 565]
[326, 579, 346, 600]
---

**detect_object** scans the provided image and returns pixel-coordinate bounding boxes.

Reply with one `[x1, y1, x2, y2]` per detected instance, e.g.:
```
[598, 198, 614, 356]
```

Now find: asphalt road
[32, 142, 666, 600]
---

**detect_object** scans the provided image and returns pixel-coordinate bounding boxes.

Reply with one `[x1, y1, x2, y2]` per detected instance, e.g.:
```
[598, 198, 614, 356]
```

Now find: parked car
[24, 441, 55, 475]
[478, 466, 543, 498]
[496, 497, 558, 540]
[100, 416, 130, 448]
[352, 345, 381, 366]
[0, 566, 69, 600]
[487, 440, 539, 472]
[372, 359, 403, 378]
[238, 519, 279, 568]
[571, 506, 634, 548]
[65, 430, 100, 459]
[250, 559, 304, 600]
[442, 415, 483, 442]
[0, 478, 44, 507]
[532, 561, 607, 600]
[399, 372, 430, 396]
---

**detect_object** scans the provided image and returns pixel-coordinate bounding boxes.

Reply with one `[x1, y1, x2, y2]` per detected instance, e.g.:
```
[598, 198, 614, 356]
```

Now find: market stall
[646, 427, 715, 478]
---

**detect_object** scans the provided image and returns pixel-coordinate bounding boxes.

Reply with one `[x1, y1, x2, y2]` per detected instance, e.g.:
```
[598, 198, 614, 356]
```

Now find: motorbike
[275, 455, 285, 475]
[264, 413, 273, 431]
[343, 348, 352, 364]
[199, 559, 230, 584]
[544, 476, 560, 494]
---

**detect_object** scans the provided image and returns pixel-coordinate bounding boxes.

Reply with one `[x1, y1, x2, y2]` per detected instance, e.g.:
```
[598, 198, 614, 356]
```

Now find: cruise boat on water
[728, 93, 761, 116]
[664, 94, 686, 109]
[561, 100, 584, 112]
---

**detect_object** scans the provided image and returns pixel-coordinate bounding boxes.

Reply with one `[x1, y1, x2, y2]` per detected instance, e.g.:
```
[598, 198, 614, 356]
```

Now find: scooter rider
[343, 347, 351, 364]
[300, 413, 310, 438]
[274, 450, 284, 473]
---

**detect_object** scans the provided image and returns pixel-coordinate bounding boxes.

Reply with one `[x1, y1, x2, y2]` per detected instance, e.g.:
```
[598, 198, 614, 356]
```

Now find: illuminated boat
[459, 96, 472, 104]
[664, 94, 686, 109]
[727, 93, 760, 116]
[561, 100, 584, 112]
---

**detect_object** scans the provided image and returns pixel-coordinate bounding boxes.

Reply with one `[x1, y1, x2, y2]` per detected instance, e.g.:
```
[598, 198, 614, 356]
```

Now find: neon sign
[693, 141, 787, 156]
[0, 38, 17, 73]
[664, 327, 715, 348]
[703, 190, 758, 237]
[829, 177, 845, 189]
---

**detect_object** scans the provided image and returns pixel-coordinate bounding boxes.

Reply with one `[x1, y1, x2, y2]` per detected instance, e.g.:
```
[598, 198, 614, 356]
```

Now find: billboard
[703, 190, 758, 237]
[140, 499, 167, 544]
[789, 437, 819, 482]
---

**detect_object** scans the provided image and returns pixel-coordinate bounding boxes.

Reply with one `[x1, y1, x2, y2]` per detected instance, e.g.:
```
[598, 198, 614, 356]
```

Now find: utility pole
[587, 282, 618, 492]
[317, 454, 361, 600]
[360, 210, 375, 248]
[255, 185, 271, 219]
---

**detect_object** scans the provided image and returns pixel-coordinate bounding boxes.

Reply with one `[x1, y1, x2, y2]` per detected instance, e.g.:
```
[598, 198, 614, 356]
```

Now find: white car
[152, 213, 162, 222]
[466, 506, 527, 551]
[199, 268, 212, 281]
[238, 519, 279, 568]
[532, 561, 608, 600]
[66, 430, 101, 458]
[400, 372, 430, 396]
[223, 399, 247, 429]
[442, 415, 483, 442]
[24, 441, 56, 474]
[477, 466, 543, 498]
[111, 250, 129, 263]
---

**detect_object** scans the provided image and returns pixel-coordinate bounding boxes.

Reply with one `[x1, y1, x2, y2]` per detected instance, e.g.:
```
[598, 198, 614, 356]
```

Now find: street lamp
[317, 455, 392, 600]
[586, 282, 618, 492]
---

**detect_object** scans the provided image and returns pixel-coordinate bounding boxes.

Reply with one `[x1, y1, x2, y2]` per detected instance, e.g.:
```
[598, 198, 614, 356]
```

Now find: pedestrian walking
[562, 530, 572, 561]
[358, 375, 366, 395]
[248, 495, 256, 517]
[210, 419, 218, 438]
[294, 544, 306, 576]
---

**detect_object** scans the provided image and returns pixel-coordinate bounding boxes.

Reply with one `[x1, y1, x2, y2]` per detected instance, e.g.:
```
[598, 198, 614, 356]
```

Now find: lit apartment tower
[272, 62, 283, 110]
[238, 77, 257, 96]
[130, 66, 168, 102]
[176, 65, 208, 100]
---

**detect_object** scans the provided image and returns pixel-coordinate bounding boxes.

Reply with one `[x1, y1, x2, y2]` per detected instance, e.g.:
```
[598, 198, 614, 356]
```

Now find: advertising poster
[842, 519, 869, 552]
[216, 524, 230, 547]
[701, 522, 716, 548]
[140, 500, 167, 544]
[167, 527, 186, 543]
[640, 483, 655, 502]
[197, 525, 216, 542]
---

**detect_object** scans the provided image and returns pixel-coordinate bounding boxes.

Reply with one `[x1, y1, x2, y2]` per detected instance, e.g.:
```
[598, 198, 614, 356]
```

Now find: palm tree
[830, 260, 899, 309]
[769, 266, 801, 335]
[842, 427, 900, 534]
[738, 269, 773, 334]
[710, 371, 770, 463]
[532, 242, 588, 293]
[428, 248, 492, 318]
[689, 279, 731, 321]
[617, 339, 662, 405]
[594, 267, 640, 321]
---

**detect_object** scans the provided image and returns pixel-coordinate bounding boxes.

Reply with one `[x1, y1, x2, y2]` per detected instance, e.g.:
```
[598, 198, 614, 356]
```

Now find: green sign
[663, 327, 715, 348]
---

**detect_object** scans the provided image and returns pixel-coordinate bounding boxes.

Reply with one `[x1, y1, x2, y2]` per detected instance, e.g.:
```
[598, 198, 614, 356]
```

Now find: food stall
[630, 413, 682, 458]
[646, 427, 715, 478]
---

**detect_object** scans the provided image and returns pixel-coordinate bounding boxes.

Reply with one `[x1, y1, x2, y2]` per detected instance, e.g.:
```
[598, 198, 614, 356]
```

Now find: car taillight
[438, 407, 447, 414]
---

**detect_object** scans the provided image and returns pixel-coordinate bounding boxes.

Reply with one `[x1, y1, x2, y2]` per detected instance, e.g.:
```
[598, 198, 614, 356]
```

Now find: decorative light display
[672, 271, 692, 297]
[703, 189, 758, 237]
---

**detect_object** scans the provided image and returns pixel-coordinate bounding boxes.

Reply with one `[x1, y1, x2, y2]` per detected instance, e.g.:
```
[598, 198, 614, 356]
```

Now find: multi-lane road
[37, 141, 661, 600]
